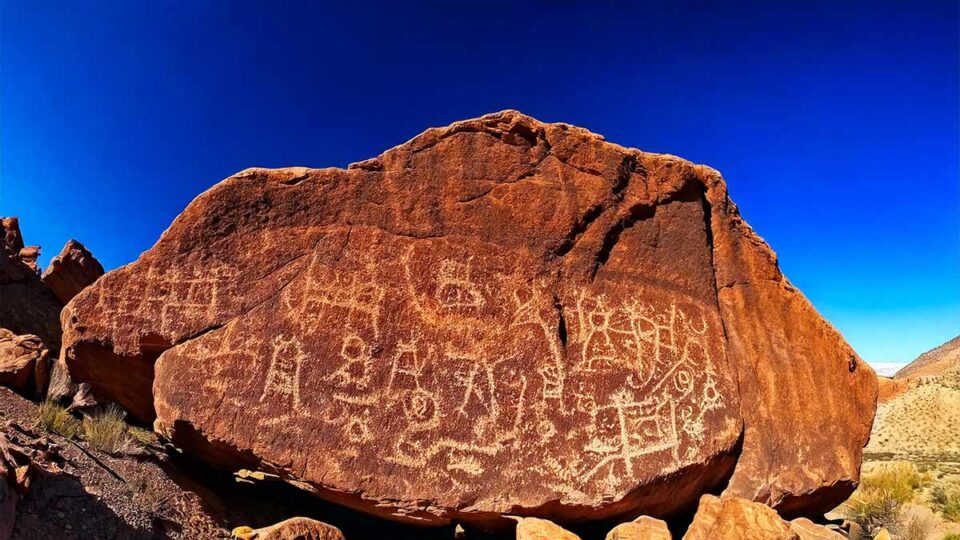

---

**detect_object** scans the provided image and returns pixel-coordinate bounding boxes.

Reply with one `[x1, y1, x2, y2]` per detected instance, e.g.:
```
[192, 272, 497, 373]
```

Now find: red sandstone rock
[0, 329, 49, 396]
[232, 517, 344, 540]
[682, 495, 797, 540]
[515, 517, 580, 540]
[60, 111, 877, 527]
[41, 240, 104, 305]
[876, 376, 913, 403]
[606, 516, 672, 539]
[789, 517, 844, 539]
[0, 218, 63, 351]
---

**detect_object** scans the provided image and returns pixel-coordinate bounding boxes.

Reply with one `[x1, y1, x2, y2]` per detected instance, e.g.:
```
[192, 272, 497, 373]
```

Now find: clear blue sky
[2, 1, 957, 367]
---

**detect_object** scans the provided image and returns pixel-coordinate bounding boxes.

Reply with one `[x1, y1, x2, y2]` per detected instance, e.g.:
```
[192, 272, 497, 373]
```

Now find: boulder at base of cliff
[0, 329, 49, 396]
[61, 111, 877, 527]
[41, 240, 104, 305]
[606, 516, 672, 539]
[682, 495, 797, 540]
[232, 517, 345, 540]
[515, 517, 580, 540]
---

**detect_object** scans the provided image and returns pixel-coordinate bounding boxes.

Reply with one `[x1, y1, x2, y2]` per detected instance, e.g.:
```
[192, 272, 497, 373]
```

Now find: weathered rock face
[515, 517, 581, 540]
[0, 330, 49, 396]
[682, 495, 797, 540]
[0, 218, 62, 351]
[61, 111, 877, 526]
[606, 516, 672, 539]
[232, 517, 345, 540]
[41, 240, 104, 305]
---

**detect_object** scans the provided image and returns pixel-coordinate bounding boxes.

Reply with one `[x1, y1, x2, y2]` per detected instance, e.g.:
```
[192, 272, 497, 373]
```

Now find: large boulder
[41, 240, 104, 305]
[0, 219, 62, 351]
[60, 111, 877, 526]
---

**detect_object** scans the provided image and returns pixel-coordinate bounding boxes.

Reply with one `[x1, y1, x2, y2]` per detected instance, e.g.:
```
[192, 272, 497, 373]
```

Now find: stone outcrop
[876, 376, 912, 404]
[41, 240, 104, 305]
[232, 517, 345, 540]
[0, 330, 49, 396]
[682, 495, 797, 540]
[606, 516, 672, 539]
[0, 219, 62, 351]
[515, 517, 580, 540]
[788, 517, 844, 539]
[60, 111, 877, 527]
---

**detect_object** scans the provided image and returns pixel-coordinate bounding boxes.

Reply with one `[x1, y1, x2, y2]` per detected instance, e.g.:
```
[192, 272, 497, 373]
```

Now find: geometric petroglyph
[260, 334, 307, 412]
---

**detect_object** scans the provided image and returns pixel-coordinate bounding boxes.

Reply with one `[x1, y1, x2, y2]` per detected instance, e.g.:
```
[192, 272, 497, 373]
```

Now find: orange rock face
[682, 495, 797, 540]
[60, 111, 876, 526]
[41, 240, 104, 305]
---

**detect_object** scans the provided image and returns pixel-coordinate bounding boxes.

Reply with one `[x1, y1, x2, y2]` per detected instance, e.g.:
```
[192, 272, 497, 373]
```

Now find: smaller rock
[41, 240, 104, 304]
[873, 529, 891, 540]
[18, 246, 40, 275]
[0, 329, 49, 396]
[514, 517, 580, 540]
[682, 495, 798, 540]
[788, 517, 844, 539]
[231, 517, 344, 540]
[454, 524, 466, 538]
[606, 516, 672, 539]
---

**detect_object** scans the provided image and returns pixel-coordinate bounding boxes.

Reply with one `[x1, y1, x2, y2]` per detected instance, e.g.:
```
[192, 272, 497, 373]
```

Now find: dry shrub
[842, 462, 929, 535]
[38, 399, 81, 439]
[897, 505, 937, 540]
[932, 482, 960, 522]
[83, 403, 135, 454]
[859, 462, 929, 503]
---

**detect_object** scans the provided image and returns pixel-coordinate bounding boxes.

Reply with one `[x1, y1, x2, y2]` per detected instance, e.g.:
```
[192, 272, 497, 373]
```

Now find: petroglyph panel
[156, 230, 740, 510]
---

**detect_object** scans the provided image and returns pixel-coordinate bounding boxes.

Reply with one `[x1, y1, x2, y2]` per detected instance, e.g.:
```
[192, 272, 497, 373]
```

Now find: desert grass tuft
[83, 403, 135, 454]
[38, 399, 81, 439]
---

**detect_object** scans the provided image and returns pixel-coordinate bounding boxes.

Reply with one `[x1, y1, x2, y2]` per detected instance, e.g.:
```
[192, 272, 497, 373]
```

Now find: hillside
[866, 336, 960, 460]
[896, 335, 960, 380]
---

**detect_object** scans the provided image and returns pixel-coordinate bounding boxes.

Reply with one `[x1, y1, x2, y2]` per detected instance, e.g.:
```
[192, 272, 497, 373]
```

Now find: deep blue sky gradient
[2, 1, 958, 366]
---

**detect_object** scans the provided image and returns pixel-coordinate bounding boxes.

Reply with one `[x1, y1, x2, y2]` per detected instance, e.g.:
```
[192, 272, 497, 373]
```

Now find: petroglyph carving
[329, 331, 374, 389]
[261, 334, 307, 411]
[296, 250, 385, 336]
[436, 258, 485, 310]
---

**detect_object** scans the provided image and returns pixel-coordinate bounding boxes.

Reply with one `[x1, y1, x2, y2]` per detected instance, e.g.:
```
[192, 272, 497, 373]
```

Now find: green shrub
[38, 400, 81, 439]
[943, 533, 960, 540]
[930, 482, 960, 522]
[83, 403, 134, 454]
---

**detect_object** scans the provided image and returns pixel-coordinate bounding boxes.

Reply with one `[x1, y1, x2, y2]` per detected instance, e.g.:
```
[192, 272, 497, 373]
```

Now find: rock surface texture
[606, 515, 672, 539]
[0, 330, 49, 396]
[0, 218, 62, 351]
[232, 517, 345, 540]
[682, 495, 797, 540]
[60, 111, 877, 526]
[515, 517, 580, 540]
[41, 240, 104, 305]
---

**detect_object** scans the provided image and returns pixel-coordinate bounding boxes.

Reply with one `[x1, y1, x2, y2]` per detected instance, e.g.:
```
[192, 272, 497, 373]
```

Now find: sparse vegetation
[83, 403, 135, 454]
[38, 399, 81, 439]
[128, 424, 158, 447]
[840, 462, 931, 536]
[898, 505, 937, 540]
[931, 482, 960, 522]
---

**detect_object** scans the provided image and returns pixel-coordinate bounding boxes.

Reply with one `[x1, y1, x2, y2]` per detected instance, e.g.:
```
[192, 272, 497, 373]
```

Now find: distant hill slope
[867, 336, 960, 460]
[895, 335, 960, 379]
